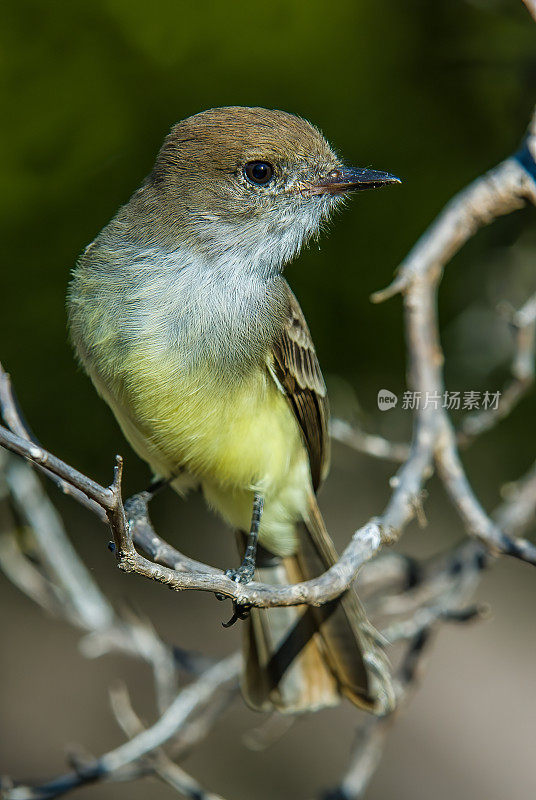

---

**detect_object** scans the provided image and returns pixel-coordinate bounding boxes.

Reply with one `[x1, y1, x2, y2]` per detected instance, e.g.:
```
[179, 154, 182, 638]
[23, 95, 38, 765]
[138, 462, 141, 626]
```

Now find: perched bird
[68, 107, 399, 714]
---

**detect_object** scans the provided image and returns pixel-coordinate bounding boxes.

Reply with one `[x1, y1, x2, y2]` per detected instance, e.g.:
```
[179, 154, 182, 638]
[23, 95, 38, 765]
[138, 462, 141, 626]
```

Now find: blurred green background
[1, 1, 536, 799]
[2, 0, 536, 489]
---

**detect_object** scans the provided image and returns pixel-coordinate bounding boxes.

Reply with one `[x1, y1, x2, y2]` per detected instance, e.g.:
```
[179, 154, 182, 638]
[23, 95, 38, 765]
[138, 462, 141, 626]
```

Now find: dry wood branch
[0, 449, 113, 629]
[523, 0, 536, 23]
[436, 422, 536, 563]
[0, 450, 181, 712]
[4, 148, 535, 614]
[372, 128, 536, 564]
[333, 283, 536, 460]
[125, 490, 220, 574]
[371, 145, 536, 304]
[0, 450, 235, 800]
[0, 364, 390, 610]
[0, 367, 108, 522]
[2, 17, 536, 799]
[318, 106, 536, 799]
[458, 293, 536, 442]
[110, 683, 230, 800]
[330, 418, 410, 463]
[324, 539, 487, 800]
[0, 394, 390, 607]
[324, 438, 536, 800]
[495, 460, 536, 536]
[2, 654, 240, 800]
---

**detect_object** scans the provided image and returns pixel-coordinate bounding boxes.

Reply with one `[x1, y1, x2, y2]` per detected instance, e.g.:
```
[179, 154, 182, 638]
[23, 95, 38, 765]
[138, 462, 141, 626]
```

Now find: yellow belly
[99, 347, 311, 556]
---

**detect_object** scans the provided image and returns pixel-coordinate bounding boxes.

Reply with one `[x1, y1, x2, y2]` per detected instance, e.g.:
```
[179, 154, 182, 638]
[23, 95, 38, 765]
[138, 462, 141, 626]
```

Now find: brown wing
[270, 283, 330, 492]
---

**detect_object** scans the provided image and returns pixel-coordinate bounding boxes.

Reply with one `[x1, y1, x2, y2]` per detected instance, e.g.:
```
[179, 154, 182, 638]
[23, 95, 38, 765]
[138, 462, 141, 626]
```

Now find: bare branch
[0, 420, 114, 514]
[0, 365, 108, 522]
[371, 152, 536, 304]
[111, 683, 229, 800]
[495, 460, 536, 537]
[0, 449, 113, 630]
[0, 450, 180, 711]
[522, 0, 536, 23]
[436, 421, 536, 563]
[0, 413, 390, 606]
[125, 490, 220, 575]
[458, 293, 536, 442]
[318, 99, 536, 800]
[2, 17, 536, 800]
[0, 529, 62, 616]
[369, 129, 536, 565]
[330, 418, 410, 463]
[3, 654, 240, 800]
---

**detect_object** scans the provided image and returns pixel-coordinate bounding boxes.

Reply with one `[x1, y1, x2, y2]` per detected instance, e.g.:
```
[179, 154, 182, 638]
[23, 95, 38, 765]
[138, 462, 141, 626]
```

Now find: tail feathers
[240, 496, 396, 715]
[304, 495, 396, 714]
[241, 548, 340, 714]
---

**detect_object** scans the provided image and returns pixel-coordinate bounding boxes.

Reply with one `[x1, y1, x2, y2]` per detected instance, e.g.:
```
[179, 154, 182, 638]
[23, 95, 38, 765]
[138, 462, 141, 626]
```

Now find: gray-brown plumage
[67, 106, 400, 715]
[271, 286, 330, 493]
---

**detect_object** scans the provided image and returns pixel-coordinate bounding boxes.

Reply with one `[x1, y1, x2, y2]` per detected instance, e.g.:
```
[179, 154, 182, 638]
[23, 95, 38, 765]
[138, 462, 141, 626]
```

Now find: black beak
[309, 167, 401, 196]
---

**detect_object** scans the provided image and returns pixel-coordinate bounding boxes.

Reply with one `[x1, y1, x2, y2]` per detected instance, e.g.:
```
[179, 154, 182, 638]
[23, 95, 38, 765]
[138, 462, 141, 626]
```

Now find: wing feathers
[270, 284, 330, 491]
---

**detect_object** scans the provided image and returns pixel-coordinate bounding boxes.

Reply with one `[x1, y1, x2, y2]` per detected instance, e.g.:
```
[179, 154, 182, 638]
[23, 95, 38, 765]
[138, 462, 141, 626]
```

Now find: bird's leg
[146, 476, 172, 496]
[124, 476, 171, 518]
[220, 493, 264, 628]
[226, 493, 264, 585]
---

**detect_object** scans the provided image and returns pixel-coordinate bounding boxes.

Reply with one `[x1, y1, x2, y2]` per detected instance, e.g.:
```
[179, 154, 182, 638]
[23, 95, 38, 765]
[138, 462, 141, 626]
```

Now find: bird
[68, 106, 400, 714]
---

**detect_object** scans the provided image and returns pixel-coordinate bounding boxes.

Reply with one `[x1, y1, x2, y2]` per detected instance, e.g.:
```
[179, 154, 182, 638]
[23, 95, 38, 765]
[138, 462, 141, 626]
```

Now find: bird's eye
[244, 161, 274, 186]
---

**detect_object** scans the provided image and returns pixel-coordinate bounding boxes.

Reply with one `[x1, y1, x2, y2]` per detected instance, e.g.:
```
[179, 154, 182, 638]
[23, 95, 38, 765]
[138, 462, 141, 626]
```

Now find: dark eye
[244, 161, 274, 186]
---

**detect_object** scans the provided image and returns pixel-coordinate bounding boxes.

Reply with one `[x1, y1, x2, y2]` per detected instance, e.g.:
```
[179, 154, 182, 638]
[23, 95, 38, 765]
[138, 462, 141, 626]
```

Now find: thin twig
[2, 22, 536, 800]
[330, 418, 410, 463]
[320, 103, 536, 799]
[111, 683, 228, 800]
[3, 654, 240, 800]
[0, 366, 108, 522]
[0, 450, 113, 630]
[458, 293, 536, 442]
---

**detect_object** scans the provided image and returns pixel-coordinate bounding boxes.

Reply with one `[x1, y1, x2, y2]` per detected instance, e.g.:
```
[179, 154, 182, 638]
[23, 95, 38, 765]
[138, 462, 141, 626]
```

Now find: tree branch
[1, 17, 536, 800]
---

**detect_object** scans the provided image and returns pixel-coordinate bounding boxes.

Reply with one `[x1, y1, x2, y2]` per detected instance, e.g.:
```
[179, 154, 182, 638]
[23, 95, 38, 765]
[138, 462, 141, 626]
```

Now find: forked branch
[1, 22, 536, 800]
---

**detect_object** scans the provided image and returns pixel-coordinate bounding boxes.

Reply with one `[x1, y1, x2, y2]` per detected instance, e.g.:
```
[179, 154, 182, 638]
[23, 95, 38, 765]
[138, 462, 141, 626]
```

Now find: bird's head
[133, 107, 400, 274]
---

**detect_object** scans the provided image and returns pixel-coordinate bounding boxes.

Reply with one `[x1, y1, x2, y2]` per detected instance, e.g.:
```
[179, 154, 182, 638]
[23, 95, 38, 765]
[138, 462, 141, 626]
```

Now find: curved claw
[222, 607, 241, 628]
[222, 601, 251, 628]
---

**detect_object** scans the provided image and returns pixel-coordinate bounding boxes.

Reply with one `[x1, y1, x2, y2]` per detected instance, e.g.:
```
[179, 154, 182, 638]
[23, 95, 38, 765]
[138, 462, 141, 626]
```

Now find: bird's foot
[225, 564, 255, 585]
[221, 600, 251, 628]
[217, 567, 254, 627]
[217, 492, 263, 627]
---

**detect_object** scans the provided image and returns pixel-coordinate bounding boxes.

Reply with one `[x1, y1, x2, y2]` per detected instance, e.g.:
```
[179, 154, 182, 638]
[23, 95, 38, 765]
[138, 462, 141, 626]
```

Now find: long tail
[240, 498, 392, 714]
[241, 544, 340, 713]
